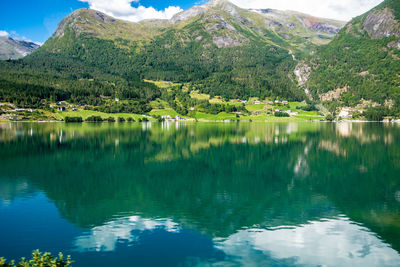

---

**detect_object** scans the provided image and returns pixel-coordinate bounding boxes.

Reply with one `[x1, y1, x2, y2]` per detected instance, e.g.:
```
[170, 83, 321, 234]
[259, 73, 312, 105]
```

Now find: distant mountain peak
[170, 0, 239, 24]
[54, 8, 118, 38]
[0, 35, 40, 60]
[204, 0, 236, 9]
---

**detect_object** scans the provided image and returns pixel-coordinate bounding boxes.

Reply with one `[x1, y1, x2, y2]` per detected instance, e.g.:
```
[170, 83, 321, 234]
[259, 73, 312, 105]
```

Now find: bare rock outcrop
[319, 87, 348, 101]
[294, 63, 311, 87]
[206, 15, 236, 31]
[170, 6, 206, 24]
[363, 8, 400, 39]
[388, 40, 400, 50]
[212, 36, 241, 48]
[294, 63, 313, 100]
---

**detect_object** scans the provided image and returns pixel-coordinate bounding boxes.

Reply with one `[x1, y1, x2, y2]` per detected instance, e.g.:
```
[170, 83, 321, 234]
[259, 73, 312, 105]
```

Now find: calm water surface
[0, 122, 400, 266]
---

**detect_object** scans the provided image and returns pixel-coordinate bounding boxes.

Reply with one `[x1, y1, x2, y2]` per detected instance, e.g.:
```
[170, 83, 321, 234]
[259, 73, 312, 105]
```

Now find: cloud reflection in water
[216, 216, 400, 266]
[74, 216, 180, 252]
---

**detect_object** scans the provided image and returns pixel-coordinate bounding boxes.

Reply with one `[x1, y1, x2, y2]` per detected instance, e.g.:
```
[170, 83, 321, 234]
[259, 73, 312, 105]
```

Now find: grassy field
[190, 91, 210, 101]
[150, 99, 170, 109]
[194, 112, 237, 121]
[144, 80, 181, 89]
[272, 102, 320, 116]
[1, 104, 323, 122]
[190, 91, 224, 103]
[240, 115, 322, 122]
[149, 108, 180, 117]
[192, 111, 322, 122]
[245, 104, 268, 112]
[55, 109, 146, 121]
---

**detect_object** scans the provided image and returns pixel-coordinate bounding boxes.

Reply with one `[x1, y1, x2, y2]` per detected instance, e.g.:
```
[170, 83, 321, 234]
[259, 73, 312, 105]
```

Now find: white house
[339, 108, 353, 118]
[175, 116, 185, 120]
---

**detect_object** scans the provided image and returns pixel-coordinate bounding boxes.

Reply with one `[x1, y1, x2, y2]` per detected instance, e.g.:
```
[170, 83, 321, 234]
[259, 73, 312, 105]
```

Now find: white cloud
[0, 30, 9, 37]
[79, 0, 183, 22]
[230, 0, 384, 21]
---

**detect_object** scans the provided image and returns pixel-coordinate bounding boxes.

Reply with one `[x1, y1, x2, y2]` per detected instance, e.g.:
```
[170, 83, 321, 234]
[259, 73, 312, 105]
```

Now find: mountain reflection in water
[0, 122, 399, 266]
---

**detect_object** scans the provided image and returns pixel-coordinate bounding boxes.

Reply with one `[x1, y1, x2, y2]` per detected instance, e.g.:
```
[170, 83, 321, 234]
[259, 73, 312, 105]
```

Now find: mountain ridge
[49, 0, 345, 48]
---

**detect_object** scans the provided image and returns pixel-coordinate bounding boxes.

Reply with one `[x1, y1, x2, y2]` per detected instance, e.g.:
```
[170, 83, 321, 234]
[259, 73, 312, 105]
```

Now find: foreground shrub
[0, 250, 72, 267]
[127, 117, 135, 122]
[325, 114, 334, 121]
[274, 111, 290, 117]
[85, 115, 103, 122]
[297, 104, 318, 112]
[107, 117, 115, 122]
[65, 116, 83, 123]
[364, 106, 388, 121]
[118, 117, 125, 122]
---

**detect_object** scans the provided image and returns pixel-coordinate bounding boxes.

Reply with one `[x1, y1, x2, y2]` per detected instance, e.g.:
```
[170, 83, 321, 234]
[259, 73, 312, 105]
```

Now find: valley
[0, 0, 399, 121]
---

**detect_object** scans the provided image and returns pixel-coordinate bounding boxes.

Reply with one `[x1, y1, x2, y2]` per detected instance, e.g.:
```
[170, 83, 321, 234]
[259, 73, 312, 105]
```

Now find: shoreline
[1, 119, 398, 123]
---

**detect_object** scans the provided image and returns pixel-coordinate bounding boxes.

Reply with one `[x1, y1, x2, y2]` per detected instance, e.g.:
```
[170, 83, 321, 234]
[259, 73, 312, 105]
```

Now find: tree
[364, 106, 387, 121]
[325, 114, 334, 121]
[65, 116, 83, 123]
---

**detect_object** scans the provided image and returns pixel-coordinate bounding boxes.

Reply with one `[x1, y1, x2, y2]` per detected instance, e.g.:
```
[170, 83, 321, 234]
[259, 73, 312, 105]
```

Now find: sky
[0, 0, 384, 44]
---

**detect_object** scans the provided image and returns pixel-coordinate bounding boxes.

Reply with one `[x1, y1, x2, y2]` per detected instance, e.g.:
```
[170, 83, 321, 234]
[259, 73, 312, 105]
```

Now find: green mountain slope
[307, 0, 400, 111]
[0, 0, 346, 109]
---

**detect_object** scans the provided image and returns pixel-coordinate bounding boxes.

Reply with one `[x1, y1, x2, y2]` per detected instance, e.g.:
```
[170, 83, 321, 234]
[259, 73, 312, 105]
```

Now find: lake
[0, 121, 400, 266]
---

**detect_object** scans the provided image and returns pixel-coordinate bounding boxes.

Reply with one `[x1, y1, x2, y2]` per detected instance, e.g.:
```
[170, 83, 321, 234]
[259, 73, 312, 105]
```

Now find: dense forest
[307, 0, 400, 114]
[0, 32, 162, 112]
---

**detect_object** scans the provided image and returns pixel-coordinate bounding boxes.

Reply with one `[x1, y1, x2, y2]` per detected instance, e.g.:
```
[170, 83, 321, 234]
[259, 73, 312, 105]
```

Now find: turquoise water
[0, 122, 399, 266]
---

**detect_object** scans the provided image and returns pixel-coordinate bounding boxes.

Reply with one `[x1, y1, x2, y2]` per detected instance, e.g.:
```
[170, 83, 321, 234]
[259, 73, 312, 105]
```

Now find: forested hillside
[307, 0, 400, 113]
[0, 0, 346, 111]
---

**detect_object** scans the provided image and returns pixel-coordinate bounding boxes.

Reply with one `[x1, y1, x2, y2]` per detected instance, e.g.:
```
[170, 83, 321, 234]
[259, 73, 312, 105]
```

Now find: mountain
[0, 0, 347, 110]
[249, 8, 344, 45]
[306, 0, 400, 111]
[0, 35, 40, 60]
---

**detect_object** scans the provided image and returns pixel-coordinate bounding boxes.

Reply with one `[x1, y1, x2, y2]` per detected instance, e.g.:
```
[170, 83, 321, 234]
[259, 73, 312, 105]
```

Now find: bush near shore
[0, 250, 72, 267]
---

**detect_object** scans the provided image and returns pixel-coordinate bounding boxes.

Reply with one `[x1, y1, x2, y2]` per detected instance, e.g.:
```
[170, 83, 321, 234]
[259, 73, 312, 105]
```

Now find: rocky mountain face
[0, 36, 40, 60]
[250, 8, 344, 44]
[306, 0, 400, 110]
[362, 7, 400, 39]
[46, 0, 345, 54]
